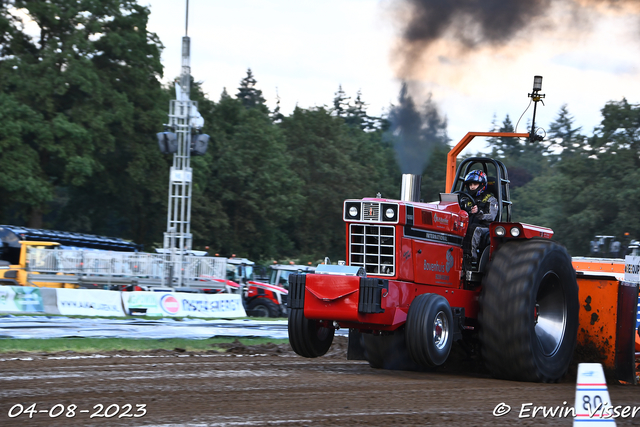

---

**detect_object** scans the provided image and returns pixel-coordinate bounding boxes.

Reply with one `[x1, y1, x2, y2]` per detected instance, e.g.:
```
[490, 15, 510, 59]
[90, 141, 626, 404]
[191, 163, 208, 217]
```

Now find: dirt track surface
[1, 337, 640, 426]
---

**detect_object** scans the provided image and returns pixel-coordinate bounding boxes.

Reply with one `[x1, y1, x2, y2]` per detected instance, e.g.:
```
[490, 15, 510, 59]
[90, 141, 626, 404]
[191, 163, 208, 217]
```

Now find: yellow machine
[0, 241, 76, 288]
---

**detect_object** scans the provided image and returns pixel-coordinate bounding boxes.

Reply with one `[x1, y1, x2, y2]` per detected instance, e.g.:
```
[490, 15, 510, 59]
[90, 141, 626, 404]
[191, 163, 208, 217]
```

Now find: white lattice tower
[163, 0, 195, 286]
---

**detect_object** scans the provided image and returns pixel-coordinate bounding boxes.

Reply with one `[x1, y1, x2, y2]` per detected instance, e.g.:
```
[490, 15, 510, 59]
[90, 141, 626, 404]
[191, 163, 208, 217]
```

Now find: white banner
[122, 291, 246, 318]
[625, 256, 640, 283]
[0, 287, 246, 319]
[56, 288, 126, 317]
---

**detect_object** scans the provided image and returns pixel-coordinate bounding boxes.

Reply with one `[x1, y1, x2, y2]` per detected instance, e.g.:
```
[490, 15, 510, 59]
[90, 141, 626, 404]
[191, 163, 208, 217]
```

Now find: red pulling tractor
[287, 81, 585, 382]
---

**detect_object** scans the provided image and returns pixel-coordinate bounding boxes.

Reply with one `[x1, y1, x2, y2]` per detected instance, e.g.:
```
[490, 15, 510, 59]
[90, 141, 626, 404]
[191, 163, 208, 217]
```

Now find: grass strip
[0, 337, 289, 354]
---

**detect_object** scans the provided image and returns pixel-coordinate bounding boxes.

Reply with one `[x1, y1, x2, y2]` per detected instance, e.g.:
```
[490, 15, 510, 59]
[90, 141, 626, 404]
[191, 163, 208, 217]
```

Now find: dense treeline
[0, 0, 169, 245]
[184, 72, 405, 262]
[1, 1, 637, 262]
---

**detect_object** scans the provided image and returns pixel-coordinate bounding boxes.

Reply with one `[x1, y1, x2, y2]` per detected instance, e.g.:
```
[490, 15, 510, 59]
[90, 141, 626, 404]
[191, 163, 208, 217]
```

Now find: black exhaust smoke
[393, 0, 640, 78]
[396, 0, 552, 76]
[387, 0, 640, 182]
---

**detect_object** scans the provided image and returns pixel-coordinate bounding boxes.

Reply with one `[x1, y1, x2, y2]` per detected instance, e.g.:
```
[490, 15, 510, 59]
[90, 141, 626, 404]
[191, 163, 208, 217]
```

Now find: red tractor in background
[244, 263, 315, 317]
[226, 258, 315, 318]
[287, 80, 581, 383]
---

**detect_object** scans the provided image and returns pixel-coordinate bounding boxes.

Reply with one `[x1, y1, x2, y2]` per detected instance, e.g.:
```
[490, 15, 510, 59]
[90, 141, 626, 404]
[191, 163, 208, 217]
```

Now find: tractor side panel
[413, 241, 461, 288]
[396, 238, 415, 283]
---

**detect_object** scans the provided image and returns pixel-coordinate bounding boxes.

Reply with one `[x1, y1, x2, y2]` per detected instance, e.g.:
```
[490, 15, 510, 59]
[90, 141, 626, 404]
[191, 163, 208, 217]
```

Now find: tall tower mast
[164, 0, 196, 286]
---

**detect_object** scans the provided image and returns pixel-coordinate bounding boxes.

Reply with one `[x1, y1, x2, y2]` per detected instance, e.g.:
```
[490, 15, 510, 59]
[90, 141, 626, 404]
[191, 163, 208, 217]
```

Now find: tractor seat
[485, 176, 497, 200]
[475, 178, 498, 272]
[485, 175, 504, 222]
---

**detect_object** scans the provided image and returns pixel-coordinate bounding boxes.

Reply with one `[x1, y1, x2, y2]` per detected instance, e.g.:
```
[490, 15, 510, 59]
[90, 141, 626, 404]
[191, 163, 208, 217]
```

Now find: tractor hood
[343, 196, 467, 236]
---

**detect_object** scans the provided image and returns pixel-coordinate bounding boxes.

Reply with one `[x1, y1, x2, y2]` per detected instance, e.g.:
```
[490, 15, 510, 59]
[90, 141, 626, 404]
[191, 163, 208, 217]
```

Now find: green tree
[545, 104, 585, 162]
[0, 93, 54, 225]
[420, 144, 450, 202]
[590, 98, 640, 165]
[582, 99, 640, 245]
[489, 115, 519, 159]
[281, 106, 399, 260]
[485, 115, 546, 188]
[484, 114, 501, 150]
[332, 84, 350, 118]
[344, 89, 366, 129]
[236, 68, 268, 113]
[270, 88, 284, 123]
[344, 89, 383, 131]
[192, 82, 303, 260]
[0, 0, 167, 245]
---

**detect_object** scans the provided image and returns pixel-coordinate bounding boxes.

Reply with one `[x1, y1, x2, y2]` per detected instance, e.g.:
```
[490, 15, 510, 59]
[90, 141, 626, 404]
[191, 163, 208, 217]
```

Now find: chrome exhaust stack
[400, 174, 421, 202]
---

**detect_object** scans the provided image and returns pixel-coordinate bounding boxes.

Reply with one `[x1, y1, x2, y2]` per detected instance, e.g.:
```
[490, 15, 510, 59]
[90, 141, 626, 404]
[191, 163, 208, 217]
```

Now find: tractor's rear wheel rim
[535, 271, 566, 357]
[433, 310, 449, 351]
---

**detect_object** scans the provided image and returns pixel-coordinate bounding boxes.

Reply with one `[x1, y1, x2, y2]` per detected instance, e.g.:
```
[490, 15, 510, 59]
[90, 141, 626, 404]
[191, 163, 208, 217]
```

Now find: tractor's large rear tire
[479, 239, 579, 382]
[406, 293, 454, 367]
[288, 308, 334, 358]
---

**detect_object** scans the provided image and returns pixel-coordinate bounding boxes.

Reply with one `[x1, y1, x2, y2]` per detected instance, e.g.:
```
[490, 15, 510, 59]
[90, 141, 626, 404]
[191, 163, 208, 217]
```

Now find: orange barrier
[572, 258, 625, 275]
[573, 258, 638, 384]
[576, 277, 620, 368]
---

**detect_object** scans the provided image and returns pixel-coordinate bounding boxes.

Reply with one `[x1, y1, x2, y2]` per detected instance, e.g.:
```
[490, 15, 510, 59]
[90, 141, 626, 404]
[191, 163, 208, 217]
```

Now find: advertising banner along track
[122, 291, 246, 318]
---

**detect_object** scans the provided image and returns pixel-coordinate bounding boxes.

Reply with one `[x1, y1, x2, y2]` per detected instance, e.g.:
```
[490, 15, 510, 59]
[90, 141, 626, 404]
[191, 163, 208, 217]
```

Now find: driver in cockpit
[463, 170, 498, 263]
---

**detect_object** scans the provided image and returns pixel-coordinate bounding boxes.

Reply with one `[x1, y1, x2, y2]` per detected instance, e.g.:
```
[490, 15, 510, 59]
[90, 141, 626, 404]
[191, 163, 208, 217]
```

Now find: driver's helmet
[464, 170, 487, 197]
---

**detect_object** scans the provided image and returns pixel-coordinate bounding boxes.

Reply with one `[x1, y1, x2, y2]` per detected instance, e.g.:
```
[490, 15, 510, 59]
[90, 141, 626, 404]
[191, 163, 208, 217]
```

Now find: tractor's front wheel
[479, 239, 579, 382]
[406, 293, 454, 367]
[288, 308, 334, 358]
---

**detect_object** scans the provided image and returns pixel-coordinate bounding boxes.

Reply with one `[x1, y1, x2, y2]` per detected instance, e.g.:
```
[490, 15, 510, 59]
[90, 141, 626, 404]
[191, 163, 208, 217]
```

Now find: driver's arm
[478, 197, 498, 222]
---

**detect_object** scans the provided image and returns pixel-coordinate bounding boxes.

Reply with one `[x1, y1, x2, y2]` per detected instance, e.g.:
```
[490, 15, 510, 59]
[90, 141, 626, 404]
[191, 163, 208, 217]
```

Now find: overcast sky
[144, 0, 640, 153]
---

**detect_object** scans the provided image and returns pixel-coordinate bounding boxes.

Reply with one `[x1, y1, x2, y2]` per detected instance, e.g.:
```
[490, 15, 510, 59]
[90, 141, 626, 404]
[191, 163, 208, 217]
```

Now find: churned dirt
[1, 337, 640, 426]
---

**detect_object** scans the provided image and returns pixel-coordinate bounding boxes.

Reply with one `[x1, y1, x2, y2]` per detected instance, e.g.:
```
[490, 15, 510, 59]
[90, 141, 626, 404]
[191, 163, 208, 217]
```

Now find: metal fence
[25, 248, 227, 284]
[183, 255, 226, 280]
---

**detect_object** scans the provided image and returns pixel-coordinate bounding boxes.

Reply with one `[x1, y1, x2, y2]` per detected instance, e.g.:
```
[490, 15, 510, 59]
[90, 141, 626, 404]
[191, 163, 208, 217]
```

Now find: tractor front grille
[362, 202, 380, 221]
[349, 224, 395, 276]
